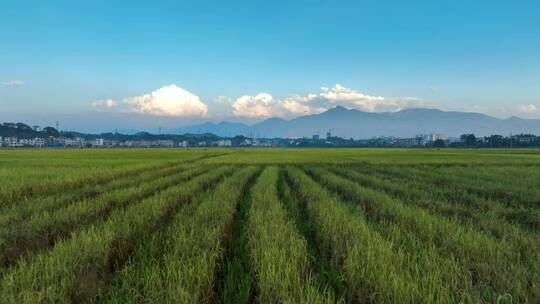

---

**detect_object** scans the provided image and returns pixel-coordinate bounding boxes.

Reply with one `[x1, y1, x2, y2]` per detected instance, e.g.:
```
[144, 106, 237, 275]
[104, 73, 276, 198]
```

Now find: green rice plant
[361, 163, 540, 209]
[441, 165, 540, 188]
[247, 167, 332, 303]
[330, 165, 540, 241]
[277, 170, 347, 302]
[0, 161, 174, 209]
[401, 165, 540, 230]
[100, 166, 259, 303]
[307, 166, 540, 302]
[331, 166, 540, 275]
[0, 148, 538, 302]
[354, 163, 540, 231]
[0, 165, 212, 269]
[0, 166, 232, 303]
[286, 167, 453, 303]
[0, 162, 197, 230]
[218, 168, 258, 304]
[0, 150, 225, 209]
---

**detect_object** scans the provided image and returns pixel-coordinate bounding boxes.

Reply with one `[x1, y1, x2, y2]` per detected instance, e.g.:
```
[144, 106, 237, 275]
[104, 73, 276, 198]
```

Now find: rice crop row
[0, 151, 225, 208]
[0, 162, 197, 229]
[1, 148, 538, 303]
[247, 167, 331, 303]
[329, 166, 539, 241]
[98, 166, 258, 303]
[0, 166, 232, 303]
[306, 166, 539, 302]
[286, 167, 441, 303]
[0, 165, 211, 270]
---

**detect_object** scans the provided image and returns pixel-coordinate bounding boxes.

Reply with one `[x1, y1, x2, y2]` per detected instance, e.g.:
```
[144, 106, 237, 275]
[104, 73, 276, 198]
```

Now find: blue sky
[1, 0, 539, 132]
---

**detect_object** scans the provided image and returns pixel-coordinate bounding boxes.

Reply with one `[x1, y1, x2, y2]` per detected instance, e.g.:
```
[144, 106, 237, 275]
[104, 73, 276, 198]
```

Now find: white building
[20, 138, 36, 146]
[155, 140, 173, 147]
[5, 137, 22, 147]
[35, 138, 45, 147]
[422, 133, 448, 143]
[217, 139, 232, 147]
[394, 137, 422, 147]
[91, 138, 104, 147]
[75, 137, 86, 147]
[103, 139, 119, 147]
[61, 137, 85, 147]
[62, 138, 75, 147]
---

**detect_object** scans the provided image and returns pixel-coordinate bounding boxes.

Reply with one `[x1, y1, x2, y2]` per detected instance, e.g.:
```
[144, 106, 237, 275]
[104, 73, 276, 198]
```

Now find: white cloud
[282, 93, 325, 116]
[230, 84, 430, 118]
[518, 104, 537, 114]
[232, 93, 281, 118]
[320, 84, 397, 112]
[2, 80, 24, 86]
[91, 99, 117, 108]
[92, 85, 208, 117]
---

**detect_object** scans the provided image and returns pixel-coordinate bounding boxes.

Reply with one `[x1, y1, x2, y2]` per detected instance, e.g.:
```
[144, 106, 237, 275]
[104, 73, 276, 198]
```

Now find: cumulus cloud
[282, 93, 325, 116]
[232, 93, 280, 117]
[519, 104, 537, 114]
[230, 84, 430, 118]
[2, 80, 24, 86]
[92, 85, 208, 117]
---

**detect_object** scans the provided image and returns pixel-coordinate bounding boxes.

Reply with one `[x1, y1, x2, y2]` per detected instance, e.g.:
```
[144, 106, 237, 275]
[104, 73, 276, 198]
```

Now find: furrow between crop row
[0, 162, 197, 229]
[354, 164, 540, 231]
[246, 167, 332, 303]
[0, 165, 213, 271]
[99, 166, 259, 303]
[359, 164, 540, 209]
[217, 168, 261, 304]
[329, 166, 540, 245]
[0, 166, 233, 303]
[0, 152, 226, 209]
[0, 161, 176, 209]
[278, 169, 346, 302]
[439, 165, 540, 187]
[306, 166, 540, 302]
[286, 167, 438, 303]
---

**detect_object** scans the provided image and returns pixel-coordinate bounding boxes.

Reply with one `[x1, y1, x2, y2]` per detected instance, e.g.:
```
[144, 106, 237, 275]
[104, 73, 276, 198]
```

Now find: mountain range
[179, 107, 540, 138]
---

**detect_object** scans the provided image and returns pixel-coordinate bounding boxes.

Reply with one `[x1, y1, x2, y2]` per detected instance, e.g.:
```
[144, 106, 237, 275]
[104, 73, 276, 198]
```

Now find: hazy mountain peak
[327, 105, 350, 112]
[180, 107, 540, 138]
[262, 117, 287, 123]
[392, 108, 442, 116]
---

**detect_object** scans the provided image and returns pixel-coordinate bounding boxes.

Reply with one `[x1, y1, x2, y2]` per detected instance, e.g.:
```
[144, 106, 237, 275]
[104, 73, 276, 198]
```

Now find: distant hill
[0, 122, 59, 138]
[180, 106, 540, 138]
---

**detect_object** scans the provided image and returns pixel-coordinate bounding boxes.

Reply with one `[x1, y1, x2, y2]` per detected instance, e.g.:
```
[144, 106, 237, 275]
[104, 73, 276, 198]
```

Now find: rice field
[0, 148, 539, 303]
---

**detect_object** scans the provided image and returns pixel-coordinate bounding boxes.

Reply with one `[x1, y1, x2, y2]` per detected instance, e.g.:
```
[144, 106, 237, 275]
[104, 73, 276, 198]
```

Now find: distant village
[1, 122, 540, 148]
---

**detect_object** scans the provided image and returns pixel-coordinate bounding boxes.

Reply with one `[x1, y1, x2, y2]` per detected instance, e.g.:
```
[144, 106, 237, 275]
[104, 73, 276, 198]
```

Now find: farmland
[0, 148, 539, 303]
